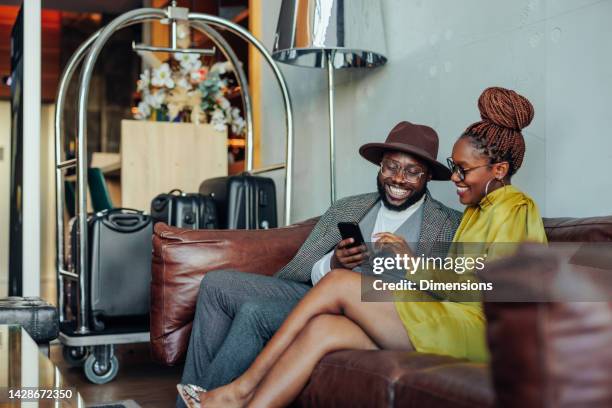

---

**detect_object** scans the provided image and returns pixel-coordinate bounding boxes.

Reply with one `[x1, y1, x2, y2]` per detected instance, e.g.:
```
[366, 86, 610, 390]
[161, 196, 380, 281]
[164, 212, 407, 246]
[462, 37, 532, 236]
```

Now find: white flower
[210, 109, 227, 131]
[151, 63, 174, 88]
[226, 107, 245, 135]
[137, 69, 150, 92]
[177, 77, 191, 90]
[145, 91, 165, 109]
[211, 109, 225, 121]
[210, 61, 232, 75]
[174, 52, 202, 72]
[135, 101, 151, 120]
[213, 122, 226, 132]
[217, 96, 231, 110]
[231, 116, 245, 135]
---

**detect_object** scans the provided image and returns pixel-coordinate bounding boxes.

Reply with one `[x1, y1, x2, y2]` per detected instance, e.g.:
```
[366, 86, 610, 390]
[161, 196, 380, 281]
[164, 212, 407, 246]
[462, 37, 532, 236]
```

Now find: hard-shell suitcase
[70, 208, 152, 331]
[150, 189, 218, 229]
[199, 174, 277, 229]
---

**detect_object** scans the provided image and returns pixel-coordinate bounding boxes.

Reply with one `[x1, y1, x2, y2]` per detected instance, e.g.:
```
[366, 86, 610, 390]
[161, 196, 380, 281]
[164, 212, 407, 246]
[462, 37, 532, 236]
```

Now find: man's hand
[330, 238, 368, 270]
[373, 232, 414, 257]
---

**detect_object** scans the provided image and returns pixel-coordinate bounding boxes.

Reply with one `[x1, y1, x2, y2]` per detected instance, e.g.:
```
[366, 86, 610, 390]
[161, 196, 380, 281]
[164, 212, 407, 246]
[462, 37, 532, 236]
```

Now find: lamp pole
[327, 50, 336, 203]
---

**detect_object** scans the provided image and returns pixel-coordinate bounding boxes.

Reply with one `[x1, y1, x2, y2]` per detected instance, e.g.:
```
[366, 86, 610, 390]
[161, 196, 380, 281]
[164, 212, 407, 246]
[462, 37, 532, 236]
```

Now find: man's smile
[385, 184, 412, 201]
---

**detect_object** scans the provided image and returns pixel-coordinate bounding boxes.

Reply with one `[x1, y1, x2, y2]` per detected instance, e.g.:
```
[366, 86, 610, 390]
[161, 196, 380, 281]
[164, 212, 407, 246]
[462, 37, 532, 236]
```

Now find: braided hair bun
[463, 87, 534, 175]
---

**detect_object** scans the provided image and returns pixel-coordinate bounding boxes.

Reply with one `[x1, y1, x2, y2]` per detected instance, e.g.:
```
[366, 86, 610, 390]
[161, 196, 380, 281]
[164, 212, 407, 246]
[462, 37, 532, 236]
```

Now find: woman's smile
[455, 185, 469, 198]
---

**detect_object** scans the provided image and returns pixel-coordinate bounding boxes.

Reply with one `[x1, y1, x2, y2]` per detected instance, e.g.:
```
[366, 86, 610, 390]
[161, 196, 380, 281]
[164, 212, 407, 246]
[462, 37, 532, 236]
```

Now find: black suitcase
[70, 208, 152, 331]
[199, 174, 277, 229]
[150, 189, 218, 229]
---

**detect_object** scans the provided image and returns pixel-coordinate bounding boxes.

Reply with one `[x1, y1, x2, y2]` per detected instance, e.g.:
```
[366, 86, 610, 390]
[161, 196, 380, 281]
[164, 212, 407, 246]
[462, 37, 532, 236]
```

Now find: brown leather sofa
[151, 216, 612, 407]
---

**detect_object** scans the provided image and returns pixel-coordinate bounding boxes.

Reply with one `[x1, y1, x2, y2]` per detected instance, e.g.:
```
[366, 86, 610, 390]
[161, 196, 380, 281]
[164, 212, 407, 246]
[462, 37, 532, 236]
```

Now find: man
[178, 121, 461, 405]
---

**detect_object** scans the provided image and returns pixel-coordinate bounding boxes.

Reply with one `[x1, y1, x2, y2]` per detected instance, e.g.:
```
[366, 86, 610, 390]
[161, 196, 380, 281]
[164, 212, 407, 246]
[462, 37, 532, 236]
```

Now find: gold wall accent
[248, 0, 262, 169]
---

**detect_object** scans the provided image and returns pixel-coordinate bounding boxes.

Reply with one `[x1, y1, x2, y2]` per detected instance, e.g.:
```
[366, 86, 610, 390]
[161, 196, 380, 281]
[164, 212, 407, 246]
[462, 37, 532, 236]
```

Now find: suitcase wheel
[62, 346, 89, 367]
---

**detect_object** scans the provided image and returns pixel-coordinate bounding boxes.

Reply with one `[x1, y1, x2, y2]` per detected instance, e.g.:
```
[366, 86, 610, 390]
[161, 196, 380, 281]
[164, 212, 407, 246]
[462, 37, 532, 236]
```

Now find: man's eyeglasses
[379, 159, 425, 182]
[446, 158, 490, 181]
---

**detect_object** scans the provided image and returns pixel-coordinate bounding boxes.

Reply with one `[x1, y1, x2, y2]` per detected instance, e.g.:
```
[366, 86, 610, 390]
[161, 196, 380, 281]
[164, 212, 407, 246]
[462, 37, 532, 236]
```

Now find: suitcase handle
[103, 212, 150, 233]
[151, 196, 169, 212]
[101, 207, 144, 216]
[151, 190, 186, 212]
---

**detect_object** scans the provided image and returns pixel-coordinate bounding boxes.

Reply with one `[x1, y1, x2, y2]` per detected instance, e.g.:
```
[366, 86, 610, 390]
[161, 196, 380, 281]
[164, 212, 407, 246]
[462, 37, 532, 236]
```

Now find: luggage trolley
[54, 1, 295, 384]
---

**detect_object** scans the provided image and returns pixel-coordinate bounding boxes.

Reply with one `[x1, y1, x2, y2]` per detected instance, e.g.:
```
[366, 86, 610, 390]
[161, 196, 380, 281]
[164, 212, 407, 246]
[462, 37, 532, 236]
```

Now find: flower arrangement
[133, 52, 246, 136]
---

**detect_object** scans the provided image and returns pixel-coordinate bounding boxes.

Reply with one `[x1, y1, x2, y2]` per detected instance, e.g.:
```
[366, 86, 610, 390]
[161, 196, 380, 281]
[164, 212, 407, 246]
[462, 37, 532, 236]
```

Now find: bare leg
[199, 269, 412, 407]
[248, 314, 378, 408]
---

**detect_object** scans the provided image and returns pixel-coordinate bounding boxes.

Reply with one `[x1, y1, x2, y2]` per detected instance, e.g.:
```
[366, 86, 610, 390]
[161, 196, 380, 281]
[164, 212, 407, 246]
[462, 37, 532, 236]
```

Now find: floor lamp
[272, 0, 387, 203]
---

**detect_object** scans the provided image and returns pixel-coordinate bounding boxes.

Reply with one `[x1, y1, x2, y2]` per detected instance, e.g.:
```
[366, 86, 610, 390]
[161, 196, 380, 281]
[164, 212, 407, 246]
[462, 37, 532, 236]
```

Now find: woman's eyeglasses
[446, 158, 490, 181]
[379, 159, 424, 183]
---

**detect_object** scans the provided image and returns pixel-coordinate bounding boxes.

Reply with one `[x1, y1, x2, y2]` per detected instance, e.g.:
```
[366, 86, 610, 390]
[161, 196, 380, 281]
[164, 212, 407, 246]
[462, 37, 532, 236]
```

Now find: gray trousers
[177, 270, 311, 407]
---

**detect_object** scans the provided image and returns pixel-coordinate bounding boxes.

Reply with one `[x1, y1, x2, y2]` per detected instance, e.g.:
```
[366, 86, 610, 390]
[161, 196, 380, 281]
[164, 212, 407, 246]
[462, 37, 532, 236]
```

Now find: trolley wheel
[62, 346, 88, 367]
[84, 354, 119, 384]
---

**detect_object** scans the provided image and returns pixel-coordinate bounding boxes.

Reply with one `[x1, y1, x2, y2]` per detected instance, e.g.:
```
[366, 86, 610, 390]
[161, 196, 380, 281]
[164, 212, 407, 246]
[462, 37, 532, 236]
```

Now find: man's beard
[377, 177, 427, 211]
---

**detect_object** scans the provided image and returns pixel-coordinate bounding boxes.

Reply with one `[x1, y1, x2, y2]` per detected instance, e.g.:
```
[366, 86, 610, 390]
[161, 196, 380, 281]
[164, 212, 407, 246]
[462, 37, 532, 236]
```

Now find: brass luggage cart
[54, 1, 294, 383]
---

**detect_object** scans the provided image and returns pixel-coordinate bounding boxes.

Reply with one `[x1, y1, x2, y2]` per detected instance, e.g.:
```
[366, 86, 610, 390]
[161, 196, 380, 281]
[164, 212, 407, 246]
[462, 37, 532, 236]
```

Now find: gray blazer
[275, 191, 463, 283]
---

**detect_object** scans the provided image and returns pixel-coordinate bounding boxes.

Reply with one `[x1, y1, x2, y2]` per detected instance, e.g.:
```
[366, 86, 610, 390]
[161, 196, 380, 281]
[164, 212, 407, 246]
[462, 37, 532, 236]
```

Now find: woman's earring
[484, 177, 505, 205]
[485, 177, 505, 196]
[484, 178, 494, 197]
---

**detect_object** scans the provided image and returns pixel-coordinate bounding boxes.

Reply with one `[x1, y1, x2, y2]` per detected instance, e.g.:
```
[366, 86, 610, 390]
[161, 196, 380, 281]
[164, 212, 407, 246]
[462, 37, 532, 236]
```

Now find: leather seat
[296, 351, 493, 407]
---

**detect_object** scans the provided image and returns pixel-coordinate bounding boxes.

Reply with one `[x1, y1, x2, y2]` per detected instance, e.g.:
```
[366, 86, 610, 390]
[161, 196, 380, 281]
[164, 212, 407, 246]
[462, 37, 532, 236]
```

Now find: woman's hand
[373, 232, 414, 257]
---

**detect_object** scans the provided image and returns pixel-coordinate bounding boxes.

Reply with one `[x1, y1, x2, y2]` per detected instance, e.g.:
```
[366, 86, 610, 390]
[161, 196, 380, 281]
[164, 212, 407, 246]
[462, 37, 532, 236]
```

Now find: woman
[180, 87, 547, 408]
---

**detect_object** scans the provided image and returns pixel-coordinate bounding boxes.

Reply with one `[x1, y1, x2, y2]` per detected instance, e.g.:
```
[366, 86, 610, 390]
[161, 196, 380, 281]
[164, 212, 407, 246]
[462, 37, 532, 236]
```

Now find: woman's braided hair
[461, 87, 534, 176]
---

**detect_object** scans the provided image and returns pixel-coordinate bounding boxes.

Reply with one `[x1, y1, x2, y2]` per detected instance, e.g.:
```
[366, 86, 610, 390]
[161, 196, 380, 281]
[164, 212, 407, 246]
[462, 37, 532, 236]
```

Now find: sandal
[177, 383, 206, 408]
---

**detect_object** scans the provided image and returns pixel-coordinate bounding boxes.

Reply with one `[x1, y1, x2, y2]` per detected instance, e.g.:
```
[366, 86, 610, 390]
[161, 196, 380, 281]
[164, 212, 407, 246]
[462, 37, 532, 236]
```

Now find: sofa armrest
[150, 218, 318, 365]
[482, 244, 612, 407]
[543, 215, 612, 242]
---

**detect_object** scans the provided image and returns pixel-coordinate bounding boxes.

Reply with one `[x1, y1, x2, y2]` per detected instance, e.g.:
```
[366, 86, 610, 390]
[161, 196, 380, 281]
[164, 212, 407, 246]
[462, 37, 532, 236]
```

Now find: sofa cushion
[150, 218, 318, 365]
[295, 350, 493, 408]
[395, 362, 493, 408]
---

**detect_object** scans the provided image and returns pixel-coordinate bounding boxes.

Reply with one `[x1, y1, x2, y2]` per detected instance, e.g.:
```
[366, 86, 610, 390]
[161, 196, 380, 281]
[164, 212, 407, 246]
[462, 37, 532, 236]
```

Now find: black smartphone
[337, 222, 365, 247]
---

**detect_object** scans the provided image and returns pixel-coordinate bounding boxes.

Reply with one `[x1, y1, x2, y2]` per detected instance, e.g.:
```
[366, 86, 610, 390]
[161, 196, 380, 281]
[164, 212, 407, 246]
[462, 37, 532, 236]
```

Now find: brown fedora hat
[359, 121, 451, 180]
